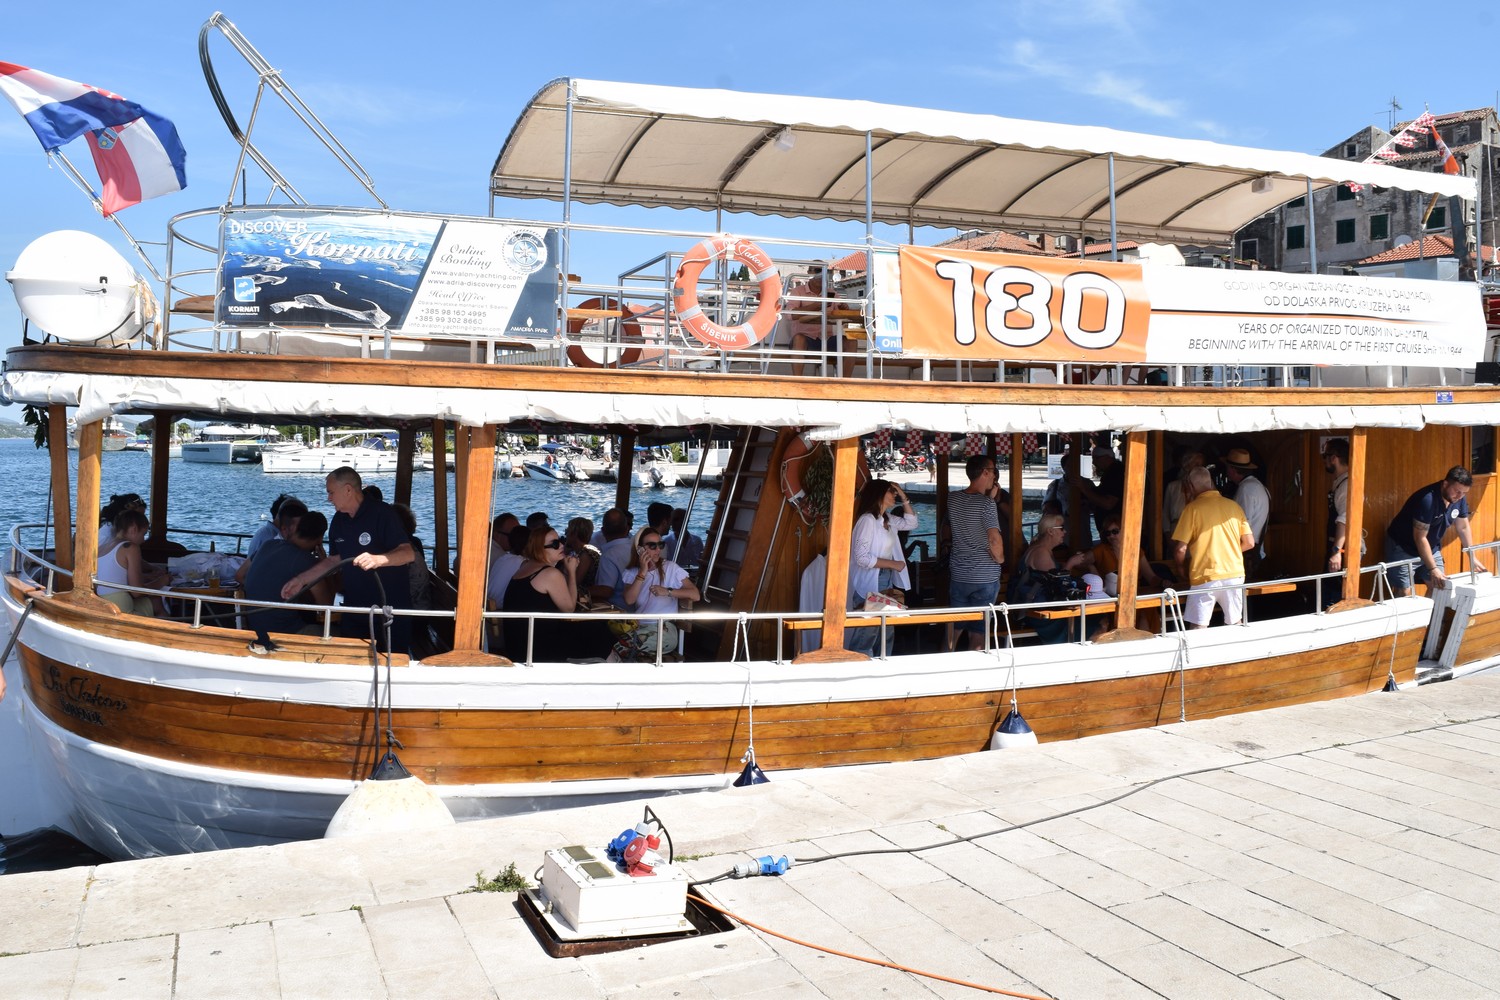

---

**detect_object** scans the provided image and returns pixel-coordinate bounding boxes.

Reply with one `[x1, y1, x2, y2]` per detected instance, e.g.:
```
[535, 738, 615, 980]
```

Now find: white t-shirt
[486, 552, 525, 607]
[622, 561, 689, 616]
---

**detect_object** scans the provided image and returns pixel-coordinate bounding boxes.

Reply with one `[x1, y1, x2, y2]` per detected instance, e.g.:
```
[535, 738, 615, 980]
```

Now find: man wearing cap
[1065, 444, 1124, 540]
[1384, 466, 1476, 596]
[1223, 447, 1269, 579]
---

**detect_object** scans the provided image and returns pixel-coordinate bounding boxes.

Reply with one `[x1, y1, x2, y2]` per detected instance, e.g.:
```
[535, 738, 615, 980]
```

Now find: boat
[67, 416, 131, 452]
[5, 16, 1500, 859]
[260, 431, 401, 475]
[180, 423, 282, 463]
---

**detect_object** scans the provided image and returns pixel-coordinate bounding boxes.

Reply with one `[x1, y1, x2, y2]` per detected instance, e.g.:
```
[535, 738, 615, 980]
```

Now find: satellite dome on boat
[6, 230, 151, 345]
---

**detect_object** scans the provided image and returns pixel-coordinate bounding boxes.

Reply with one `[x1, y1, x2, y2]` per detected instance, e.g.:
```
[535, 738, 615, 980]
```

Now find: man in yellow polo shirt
[1171, 466, 1255, 629]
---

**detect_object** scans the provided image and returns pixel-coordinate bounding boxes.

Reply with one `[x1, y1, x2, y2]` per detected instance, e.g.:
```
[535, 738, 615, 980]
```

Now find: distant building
[1237, 109, 1500, 276]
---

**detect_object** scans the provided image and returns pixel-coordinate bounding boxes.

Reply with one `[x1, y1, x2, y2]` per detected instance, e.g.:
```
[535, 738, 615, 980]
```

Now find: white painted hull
[634, 465, 679, 488]
[523, 462, 576, 481]
[261, 447, 400, 474]
[180, 441, 234, 463]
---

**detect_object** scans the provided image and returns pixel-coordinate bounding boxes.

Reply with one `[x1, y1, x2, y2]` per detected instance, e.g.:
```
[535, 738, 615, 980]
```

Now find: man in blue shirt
[245, 512, 330, 636]
[1384, 466, 1475, 596]
[282, 467, 414, 651]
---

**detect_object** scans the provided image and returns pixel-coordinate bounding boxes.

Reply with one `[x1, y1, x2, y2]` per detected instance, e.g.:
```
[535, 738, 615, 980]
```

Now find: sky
[2, 0, 1499, 360]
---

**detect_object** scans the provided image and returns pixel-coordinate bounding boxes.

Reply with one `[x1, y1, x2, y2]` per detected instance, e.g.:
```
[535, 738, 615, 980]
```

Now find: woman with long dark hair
[846, 477, 916, 655]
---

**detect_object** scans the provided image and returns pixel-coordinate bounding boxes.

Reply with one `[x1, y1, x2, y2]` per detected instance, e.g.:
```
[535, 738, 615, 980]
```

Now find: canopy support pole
[1108, 153, 1118, 261]
[431, 420, 450, 579]
[797, 436, 864, 663]
[616, 431, 637, 511]
[1344, 428, 1367, 601]
[73, 419, 103, 601]
[1307, 178, 1319, 275]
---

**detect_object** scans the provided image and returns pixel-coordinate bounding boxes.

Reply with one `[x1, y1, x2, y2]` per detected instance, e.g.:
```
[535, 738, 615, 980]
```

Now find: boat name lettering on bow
[42, 664, 129, 722]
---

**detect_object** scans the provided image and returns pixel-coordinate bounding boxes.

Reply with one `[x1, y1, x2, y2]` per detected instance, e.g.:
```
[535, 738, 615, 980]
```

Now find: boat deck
[2, 672, 1497, 998]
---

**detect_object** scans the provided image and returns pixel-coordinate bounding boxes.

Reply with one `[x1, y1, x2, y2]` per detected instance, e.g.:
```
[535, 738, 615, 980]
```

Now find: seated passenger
[564, 517, 600, 602]
[96, 492, 145, 549]
[669, 508, 703, 570]
[591, 508, 635, 607]
[244, 512, 331, 636]
[614, 527, 700, 661]
[503, 526, 610, 662]
[247, 494, 297, 559]
[1010, 514, 1088, 644]
[96, 509, 162, 616]
[1089, 516, 1169, 595]
[237, 497, 309, 586]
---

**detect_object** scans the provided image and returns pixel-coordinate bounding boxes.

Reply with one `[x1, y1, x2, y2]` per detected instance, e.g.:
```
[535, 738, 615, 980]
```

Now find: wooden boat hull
[4, 578, 1425, 858]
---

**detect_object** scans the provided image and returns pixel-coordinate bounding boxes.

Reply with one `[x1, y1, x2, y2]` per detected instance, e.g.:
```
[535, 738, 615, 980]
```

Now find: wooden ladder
[699, 425, 782, 603]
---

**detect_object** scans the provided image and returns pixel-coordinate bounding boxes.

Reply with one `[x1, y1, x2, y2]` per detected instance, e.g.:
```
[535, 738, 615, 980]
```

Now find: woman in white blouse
[846, 478, 916, 655]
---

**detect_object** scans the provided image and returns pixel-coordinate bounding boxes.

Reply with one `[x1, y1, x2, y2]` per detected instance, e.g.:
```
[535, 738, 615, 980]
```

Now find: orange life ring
[672, 236, 783, 350]
[566, 297, 644, 369]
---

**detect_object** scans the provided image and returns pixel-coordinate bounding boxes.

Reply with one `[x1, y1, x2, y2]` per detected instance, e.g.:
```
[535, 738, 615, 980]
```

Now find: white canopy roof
[490, 79, 1476, 244]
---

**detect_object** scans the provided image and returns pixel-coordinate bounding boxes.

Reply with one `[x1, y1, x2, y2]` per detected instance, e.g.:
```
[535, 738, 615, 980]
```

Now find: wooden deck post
[798, 435, 864, 662]
[1008, 433, 1024, 564]
[454, 425, 471, 563]
[47, 404, 73, 582]
[1112, 431, 1148, 634]
[431, 420, 450, 577]
[616, 431, 637, 511]
[1345, 428, 1367, 600]
[1148, 431, 1165, 560]
[935, 441, 950, 604]
[148, 412, 174, 546]
[394, 426, 416, 507]
[453, 424, 495, 653]
[73, 419, 103, 599]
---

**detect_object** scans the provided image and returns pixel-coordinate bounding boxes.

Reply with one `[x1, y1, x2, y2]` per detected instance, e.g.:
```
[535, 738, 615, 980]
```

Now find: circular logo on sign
[359, 532, 372, 546]
[503, 230, 547, 275]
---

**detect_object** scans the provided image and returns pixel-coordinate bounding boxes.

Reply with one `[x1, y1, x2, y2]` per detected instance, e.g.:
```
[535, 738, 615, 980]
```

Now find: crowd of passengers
[89, 439, 1476, 659]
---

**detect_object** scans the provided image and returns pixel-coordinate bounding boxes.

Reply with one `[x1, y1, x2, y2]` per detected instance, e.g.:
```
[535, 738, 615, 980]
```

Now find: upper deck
[3, 23, 1497, 434]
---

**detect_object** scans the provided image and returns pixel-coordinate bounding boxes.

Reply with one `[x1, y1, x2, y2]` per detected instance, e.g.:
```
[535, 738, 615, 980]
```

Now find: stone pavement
[4, 676, 1500, 999]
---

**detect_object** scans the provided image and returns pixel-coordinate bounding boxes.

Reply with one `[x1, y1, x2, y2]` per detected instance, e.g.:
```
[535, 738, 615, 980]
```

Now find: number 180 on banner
[896, 246, 1151, 362]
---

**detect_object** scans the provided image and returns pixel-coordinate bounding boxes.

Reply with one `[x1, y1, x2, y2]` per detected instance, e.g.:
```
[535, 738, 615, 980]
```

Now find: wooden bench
[1027, 581, 1298, 620]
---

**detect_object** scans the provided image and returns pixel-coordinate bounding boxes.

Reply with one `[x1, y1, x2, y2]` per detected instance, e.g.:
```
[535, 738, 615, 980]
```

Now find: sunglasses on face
[1106, 529, 1121, 536]
[640, 541, 663, 549]
[543, 539, 564, 550]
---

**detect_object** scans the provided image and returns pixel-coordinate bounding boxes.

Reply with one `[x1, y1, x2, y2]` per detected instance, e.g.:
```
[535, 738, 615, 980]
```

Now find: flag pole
[44, 149, 165, 283]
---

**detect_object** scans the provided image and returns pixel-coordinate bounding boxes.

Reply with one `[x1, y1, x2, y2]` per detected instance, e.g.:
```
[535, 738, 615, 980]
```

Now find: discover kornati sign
[883, 245, 1484, 367]
[218, 210, 559, 339]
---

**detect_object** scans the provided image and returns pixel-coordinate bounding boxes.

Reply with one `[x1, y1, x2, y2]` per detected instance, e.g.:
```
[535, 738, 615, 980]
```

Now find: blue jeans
[1384, 533, 1440, 592]
[846, 568, 897, 655]
[950, 578, 999, 636]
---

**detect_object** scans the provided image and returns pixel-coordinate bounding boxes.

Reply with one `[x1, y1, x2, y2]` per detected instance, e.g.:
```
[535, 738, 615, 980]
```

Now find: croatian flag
[0, 61, 186, 215]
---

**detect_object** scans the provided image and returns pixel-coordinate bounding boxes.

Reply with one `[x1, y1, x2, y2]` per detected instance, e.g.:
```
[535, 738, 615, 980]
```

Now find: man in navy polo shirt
[282, 466, 414, 651]
[1384, 466, 1475, 596]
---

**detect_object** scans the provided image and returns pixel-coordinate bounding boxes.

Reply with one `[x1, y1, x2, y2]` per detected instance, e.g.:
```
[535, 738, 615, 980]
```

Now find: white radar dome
[6, 230, 151, 344]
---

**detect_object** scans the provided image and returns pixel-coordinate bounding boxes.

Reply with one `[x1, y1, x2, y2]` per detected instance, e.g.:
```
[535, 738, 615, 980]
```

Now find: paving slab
[3, 674, 1500, 999]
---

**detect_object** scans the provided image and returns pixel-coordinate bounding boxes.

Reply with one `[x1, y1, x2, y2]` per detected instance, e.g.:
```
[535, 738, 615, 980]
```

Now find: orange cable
[688, 892, 1052, 1000]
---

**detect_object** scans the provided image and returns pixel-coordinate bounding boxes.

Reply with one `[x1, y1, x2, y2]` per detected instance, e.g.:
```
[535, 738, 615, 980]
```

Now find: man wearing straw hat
[1223, 447, 1269, 580]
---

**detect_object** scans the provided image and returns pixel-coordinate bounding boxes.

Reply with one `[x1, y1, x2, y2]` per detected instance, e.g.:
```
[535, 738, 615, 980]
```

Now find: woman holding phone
[616, 527, 701, 661]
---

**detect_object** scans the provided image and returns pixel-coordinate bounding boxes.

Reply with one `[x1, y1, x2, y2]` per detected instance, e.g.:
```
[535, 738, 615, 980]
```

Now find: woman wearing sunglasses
[616, 528, 701, 661]
[503, 525, 609, 662]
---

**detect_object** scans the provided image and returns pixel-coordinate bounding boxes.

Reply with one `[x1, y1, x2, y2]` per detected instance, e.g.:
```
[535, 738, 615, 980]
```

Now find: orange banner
[898, 246, 1151, 361]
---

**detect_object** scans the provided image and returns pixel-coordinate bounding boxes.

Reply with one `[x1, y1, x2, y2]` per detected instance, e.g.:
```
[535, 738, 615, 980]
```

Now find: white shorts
[1184, 576, 1245, 627]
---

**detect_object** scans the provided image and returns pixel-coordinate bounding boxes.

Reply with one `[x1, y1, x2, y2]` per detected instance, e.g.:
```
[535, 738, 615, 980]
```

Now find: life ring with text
[672, 236, 783, 351]
[566, 297, 644, 369]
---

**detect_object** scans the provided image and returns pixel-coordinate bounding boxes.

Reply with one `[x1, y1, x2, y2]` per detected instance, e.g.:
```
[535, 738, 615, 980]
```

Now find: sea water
[0, 435, 735, 872]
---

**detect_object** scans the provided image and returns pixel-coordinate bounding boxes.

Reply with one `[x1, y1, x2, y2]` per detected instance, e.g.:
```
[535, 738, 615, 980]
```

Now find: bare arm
[1240, 532, 1255, 553]
[986, 527, 1005, 568]
[539, 561, 578, 612]
[353, 542, 414, 572]
[282, 555, 342, 601]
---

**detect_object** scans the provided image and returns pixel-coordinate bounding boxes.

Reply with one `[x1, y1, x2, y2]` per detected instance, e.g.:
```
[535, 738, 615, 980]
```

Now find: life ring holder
[672, 236, 783, 351]
[566, 296, 644, 369]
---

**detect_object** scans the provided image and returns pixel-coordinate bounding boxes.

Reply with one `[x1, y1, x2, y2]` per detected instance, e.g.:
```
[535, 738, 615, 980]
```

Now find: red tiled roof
[1394, 108, 1492, 131]
[1071, 240, 1143, 258]
[1355, 235, 1498, 265]
[936, 230, 1046, 254]
[829, 250, 866, 273]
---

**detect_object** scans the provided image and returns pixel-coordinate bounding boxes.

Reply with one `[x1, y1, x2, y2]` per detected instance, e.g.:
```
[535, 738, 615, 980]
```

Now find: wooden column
[1105, 431, 1149, 639]
[431, 420, 450, 577]
[1344, 428, 1367, 600]
[46, 404, 73, 581]
[73, 419, 103, 598]
[453, 425, 471, 562]
[935, 445, 950, 603]
[394, 426, 417, 507]
[1148, 431, 1165, 561]
[616, 431, 637, 511]
[799, 436, 864, 662]
[1066, 432, 1088, 544]
[149, 412, 173, 545]
[1008, 433, 1024, 563]
[454, 425, 495, 653]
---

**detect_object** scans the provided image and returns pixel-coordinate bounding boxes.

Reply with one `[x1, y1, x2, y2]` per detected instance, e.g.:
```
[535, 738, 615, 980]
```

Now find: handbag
[863, 590, 907, 612]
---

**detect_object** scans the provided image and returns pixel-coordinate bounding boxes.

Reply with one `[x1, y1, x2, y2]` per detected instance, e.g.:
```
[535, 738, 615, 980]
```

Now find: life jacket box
[532, 844, 690, 939]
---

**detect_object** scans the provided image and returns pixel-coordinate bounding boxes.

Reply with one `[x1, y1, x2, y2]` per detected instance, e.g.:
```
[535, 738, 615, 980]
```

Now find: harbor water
[0, 435, 743, 872]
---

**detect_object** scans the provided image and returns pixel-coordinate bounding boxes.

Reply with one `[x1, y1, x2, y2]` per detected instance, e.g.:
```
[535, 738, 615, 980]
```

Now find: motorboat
[6, 16, 1500, 860]
[260, 432, 401, 474]
[180, 423, 281, 463]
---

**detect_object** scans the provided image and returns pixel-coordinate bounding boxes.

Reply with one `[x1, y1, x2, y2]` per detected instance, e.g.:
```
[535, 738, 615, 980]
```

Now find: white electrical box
[531, 844, 690, 939]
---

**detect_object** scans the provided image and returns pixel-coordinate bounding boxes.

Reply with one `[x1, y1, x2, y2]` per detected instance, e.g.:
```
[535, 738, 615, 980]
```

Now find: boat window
[1472, 426, 1496, 475]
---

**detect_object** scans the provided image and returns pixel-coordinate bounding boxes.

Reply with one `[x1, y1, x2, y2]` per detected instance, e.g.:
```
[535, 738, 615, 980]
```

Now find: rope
[687, 893, 1052, 999]
[731, 613, 759, 772]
